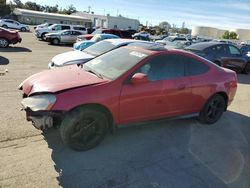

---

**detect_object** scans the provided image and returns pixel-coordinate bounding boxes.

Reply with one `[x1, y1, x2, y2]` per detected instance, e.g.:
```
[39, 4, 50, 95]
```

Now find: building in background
[73, 11, 140, 30]
[13, 8, 92, 26]
[192, 26, 250, 41]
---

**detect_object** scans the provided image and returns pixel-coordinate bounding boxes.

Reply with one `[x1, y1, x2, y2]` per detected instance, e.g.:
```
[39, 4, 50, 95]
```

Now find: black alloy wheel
[198, 94, 226, 124]
[60, 108, 108, 151]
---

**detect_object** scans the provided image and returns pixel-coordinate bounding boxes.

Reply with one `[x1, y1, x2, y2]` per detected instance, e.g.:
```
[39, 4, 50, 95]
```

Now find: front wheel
[60, 108, 108, 151]
[20, 27, 26, 32]
[41, 33, 47, 41]
[242, 63, 250, 74]
[0, 38, 9, 48]
[198, 94, 226, 124]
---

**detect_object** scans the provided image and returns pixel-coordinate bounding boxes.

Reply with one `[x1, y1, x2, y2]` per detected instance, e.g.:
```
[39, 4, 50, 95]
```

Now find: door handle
[177, 84, 186, 90]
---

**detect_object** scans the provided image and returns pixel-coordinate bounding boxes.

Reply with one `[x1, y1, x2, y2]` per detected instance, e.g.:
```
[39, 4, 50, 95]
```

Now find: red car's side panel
[161, 77, 195, 116]
[119, 80, 164, 123]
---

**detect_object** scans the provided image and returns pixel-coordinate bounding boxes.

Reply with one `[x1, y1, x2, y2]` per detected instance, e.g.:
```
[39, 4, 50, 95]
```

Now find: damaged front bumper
[23, 107, 65, 130]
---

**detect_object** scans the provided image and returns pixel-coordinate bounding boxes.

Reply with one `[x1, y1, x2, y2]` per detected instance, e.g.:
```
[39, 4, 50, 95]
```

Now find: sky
[7, 0, 250, 29]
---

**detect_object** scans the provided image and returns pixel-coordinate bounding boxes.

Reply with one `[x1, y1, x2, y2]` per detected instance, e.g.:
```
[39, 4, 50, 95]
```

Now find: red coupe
[19, 45, 237, 150]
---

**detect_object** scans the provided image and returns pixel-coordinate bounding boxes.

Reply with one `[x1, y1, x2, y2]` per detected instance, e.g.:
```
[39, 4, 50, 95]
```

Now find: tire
[41, 33, 47, 41]
[198, 94, 226, 124]
[0, 38, 9, 48]
[242, 62, 250, 74]
[60, 107, 108, 151]
[2, 25, 8, 29]
[20, 27, 26, 32]
[51, 38, 60, 45]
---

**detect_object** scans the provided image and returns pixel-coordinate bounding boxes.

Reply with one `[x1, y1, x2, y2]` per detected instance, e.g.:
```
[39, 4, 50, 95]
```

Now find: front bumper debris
[23, 108, 64, 130]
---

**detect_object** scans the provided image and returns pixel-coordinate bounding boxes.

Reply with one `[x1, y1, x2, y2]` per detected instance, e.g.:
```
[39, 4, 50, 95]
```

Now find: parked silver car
[44, 30, 84, 45]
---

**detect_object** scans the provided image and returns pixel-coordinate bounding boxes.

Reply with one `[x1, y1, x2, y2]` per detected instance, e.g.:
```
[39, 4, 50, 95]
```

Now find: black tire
[51, 38, 60, 45]
[20, 27, 26, 32]
[198, 94, 226, 124]
[242, 62, 250, 74]
[0, 38, 9, 48]
[2, 25, 8, 29]
[41, 33, 47, 41]
[60, 107, 108, 151]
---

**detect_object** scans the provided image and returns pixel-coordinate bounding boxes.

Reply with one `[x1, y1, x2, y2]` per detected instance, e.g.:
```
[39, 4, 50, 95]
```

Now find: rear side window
[186, 57, 209, 76]
[61, 25, 70, 30]
[138, 54, 185, 81]
[73, 26, 86, 31]
[72, 31, 82, 35]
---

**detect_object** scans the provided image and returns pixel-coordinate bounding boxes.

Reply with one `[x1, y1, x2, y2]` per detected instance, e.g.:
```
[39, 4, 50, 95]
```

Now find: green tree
[59, 4, 77, 15]
[24, 1, 44, 11]
[0, 4, 11, 16]
[179, 28, 189, 34]
[229, 32, 237, 39]
[222, 31, 237, 39]
[13, 0, 23, 8]
[222, 31, 230, 39]
[159, 21, 171, 31]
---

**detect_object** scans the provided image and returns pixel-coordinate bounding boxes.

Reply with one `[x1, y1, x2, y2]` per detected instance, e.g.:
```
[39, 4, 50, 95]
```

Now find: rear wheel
[0, 38, 9, 48]
[198, 94, 226, 124]
[2, 25, 8, 29]
[51, 38, 60, 45]
[20, 27, 26, 32]
[242, 62, 250, 74]
[60, 108, 108, 151]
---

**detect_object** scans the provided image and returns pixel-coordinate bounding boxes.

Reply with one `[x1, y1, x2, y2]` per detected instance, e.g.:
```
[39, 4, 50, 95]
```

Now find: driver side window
[137, 54, 185, 81]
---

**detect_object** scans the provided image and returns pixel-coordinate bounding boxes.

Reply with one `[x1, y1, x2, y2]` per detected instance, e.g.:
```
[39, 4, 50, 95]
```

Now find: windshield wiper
[84, 67, 103, 79]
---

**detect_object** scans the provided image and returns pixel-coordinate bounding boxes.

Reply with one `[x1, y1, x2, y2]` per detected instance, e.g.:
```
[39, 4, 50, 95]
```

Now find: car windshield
[83, 41, 116, 56]
[83, 47, 149, 80]
[48, 24, 56, 29]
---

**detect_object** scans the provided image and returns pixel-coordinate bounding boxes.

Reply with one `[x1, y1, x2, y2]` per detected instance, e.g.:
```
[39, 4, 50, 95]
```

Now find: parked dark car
[238, 44, 250, 55]
[77, 29, 132, 41]
[185, 42, 250, 74]
[0, 27, 22, 48]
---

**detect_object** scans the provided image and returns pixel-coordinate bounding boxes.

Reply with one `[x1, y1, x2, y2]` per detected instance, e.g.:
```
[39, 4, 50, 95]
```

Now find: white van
[35, 24, 87, 40]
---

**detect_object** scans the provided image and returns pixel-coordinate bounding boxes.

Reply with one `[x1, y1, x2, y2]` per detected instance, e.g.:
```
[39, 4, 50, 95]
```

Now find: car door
[5, 20, 15, 29]
[13, 21, 21, 29]
[60, 30, 71, 43]
[222, 45, 246, 70]
[119, 54, 191, 124]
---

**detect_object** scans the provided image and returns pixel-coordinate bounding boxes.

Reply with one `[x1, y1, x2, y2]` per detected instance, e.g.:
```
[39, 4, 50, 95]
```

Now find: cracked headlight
[21, 94, 56, 111]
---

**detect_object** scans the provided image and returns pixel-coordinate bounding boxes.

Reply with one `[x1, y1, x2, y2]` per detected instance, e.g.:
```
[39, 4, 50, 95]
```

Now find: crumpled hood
[20, 66, 109, 96]
[52, 51, 95, 66]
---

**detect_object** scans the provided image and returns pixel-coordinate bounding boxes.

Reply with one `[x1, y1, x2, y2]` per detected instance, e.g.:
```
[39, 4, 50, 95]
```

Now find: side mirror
[131, 73, 149, 85]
